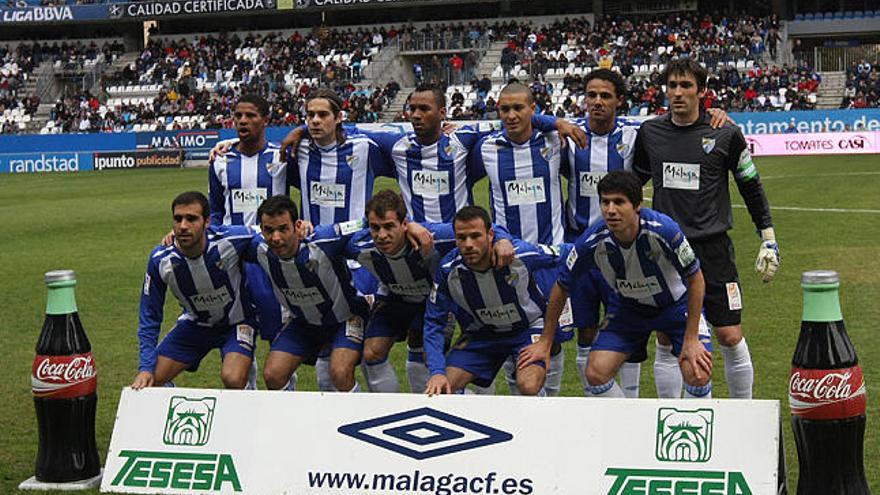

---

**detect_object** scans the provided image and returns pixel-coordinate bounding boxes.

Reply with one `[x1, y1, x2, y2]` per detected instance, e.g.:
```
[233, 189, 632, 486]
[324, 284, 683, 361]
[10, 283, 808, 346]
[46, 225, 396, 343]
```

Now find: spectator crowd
[841, 59, 880, 109]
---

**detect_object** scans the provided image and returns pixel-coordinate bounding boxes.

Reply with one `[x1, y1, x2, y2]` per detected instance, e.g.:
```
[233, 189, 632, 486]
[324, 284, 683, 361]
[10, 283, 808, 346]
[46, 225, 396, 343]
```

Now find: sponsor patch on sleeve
[429, 282, 439, 304]
[566, 247, 579, 270]
[143, 274, 151, 296]
[735, 148, 758, 181]
[675, 238, 696, 267]
[337, 219, 363, 236]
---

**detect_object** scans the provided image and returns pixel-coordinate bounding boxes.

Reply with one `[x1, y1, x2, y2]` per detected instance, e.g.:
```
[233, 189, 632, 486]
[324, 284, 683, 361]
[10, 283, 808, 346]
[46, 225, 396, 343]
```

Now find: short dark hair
[500, 82, 534, 104]
[662, 58, 708, 91]
[172, 191, 209, 219]
[411, 83, 446, 108]
[584, 68, 626, 100]
[365, 189, 407, 223]
[597, 171, 643, 207]
[236, 93, 269, 117]
[453, 205, 492, 231]
[257, 195, 299, 223]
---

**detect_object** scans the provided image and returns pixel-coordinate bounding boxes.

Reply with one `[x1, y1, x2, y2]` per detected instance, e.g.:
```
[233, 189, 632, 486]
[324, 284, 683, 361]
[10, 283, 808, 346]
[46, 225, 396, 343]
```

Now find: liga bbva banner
[103, 388, 779, 494]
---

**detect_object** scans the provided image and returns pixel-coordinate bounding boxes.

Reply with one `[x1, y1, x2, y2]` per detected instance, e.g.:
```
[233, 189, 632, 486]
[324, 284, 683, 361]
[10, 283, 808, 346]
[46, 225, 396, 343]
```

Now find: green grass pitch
[0, 154, 877, 493]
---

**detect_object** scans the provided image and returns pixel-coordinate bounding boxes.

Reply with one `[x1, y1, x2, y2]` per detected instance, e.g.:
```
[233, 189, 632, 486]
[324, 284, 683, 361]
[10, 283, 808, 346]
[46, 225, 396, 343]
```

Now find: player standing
[632, 58, 779, 399]
[208, 94, 289, 389]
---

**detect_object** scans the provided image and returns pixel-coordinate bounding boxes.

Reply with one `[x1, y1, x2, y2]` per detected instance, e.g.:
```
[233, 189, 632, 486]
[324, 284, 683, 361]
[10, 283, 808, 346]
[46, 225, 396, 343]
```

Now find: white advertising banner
[102, 388, 779, 494]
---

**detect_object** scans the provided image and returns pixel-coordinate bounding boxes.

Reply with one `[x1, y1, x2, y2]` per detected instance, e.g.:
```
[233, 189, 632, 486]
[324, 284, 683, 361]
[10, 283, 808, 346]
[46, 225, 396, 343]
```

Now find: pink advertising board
[745, 131, 880, 156]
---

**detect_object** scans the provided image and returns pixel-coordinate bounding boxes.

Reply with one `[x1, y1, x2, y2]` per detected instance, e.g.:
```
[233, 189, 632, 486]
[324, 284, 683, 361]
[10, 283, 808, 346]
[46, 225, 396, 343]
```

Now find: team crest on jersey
[444, 143, 456, 156]
[305, 258, 319, 272]
[346, 154, 357, 166]
[505, 272, 519, 285]
[540, 145, 552, 159]
[266, 161, 284, 175]
[701, 138, 716, 154]
[616, 142, 627, 154]
[215, 259, 225, 270]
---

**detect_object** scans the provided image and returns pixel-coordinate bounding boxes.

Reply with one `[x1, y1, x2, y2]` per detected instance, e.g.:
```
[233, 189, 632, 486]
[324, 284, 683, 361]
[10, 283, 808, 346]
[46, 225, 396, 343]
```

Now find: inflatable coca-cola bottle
[789, 270, 868, 494]
[31, 270, 100, 482]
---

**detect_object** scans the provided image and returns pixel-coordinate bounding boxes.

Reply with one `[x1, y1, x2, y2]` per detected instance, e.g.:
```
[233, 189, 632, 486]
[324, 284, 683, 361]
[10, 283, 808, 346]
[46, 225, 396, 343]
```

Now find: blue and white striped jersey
[209, 142, 289, 227]
[560, 207, 700, 311]
[564, 117, 639, 237]
[346, 222, 456, 304]
[346, 222, 513, 304]
[423, 239, 558, 376]
[250, 225, 368, 327]
[356, 116, 558, 223]
[365, 129, 485, 223]
[137, 225, 254, 372]
[471, 128, 567, 245]
[292, 131, 393, 225]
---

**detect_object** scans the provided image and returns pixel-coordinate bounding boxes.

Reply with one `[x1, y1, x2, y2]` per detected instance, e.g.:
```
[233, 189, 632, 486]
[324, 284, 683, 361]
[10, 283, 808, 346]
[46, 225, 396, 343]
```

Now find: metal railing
[800, 44, 880, 72]
[396, 33, 490, 54]
[415, 63, 479, 88]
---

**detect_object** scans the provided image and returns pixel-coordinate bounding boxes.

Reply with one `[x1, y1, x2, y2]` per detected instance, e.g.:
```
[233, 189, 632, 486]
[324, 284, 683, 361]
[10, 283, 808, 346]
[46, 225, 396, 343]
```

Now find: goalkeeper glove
[755, 227, 780, 283]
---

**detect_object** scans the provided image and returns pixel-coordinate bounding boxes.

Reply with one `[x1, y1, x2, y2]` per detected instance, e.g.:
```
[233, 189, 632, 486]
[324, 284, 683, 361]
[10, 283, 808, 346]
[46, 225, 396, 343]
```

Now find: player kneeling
[424, 206, 560, 396]
[520, 171, 713, 398]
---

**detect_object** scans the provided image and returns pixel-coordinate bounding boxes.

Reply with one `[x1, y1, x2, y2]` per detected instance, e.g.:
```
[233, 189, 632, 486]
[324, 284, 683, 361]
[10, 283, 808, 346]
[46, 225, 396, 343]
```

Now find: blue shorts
[446, 329, 545, 388]
[245, 262, 283, 342]
[592, 299, 714, 362]
[534, 266, 574, 344]
[270, 317, 364, 364]
[157, 319, 256, 371]
[366, 299, 424, 341]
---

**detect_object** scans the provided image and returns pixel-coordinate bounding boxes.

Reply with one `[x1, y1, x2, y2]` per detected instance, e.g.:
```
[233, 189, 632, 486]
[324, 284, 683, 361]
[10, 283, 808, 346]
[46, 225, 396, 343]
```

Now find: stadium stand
[0, 40, 124, 134]
[2, 2, 876, 134]
[841, 59, 880, 109]
[37, 27, 398, 133]
[395, 14, 820, 120]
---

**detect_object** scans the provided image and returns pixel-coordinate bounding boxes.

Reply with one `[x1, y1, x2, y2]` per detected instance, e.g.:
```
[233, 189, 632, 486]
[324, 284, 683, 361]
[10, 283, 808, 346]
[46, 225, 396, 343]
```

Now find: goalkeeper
[632, 58, 779, 399]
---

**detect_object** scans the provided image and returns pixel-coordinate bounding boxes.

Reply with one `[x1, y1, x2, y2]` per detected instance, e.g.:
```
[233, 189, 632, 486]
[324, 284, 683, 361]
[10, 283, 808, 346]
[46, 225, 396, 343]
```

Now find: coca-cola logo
[32, 352, 97, 399]
[35, 355, 96, 383]
[789, 366, 866, 420]
[789, 370, 855, 402]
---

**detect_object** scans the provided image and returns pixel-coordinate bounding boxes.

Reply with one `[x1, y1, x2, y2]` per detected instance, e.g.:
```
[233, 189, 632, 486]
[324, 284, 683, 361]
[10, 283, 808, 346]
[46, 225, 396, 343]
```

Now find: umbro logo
[338, 407, 512, 460]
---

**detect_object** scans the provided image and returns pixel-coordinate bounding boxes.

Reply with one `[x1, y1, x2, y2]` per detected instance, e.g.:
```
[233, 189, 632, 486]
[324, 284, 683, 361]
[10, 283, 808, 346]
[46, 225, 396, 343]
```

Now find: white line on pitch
[643, 197, 880, 213]
[760, 171, 880, 180]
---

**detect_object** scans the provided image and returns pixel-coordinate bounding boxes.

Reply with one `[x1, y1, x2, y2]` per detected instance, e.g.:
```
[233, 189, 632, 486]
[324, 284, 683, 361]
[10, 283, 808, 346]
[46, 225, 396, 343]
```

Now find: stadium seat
[853, 10, 863, 17]
[804, 12, 814, 20]
[794, 13, 804, 21]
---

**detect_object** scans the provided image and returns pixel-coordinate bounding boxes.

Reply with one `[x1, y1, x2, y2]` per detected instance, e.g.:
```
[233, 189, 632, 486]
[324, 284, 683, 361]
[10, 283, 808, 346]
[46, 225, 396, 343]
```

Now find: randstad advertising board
[0, 152, 93, 174]
[102, 388, 779, 494]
